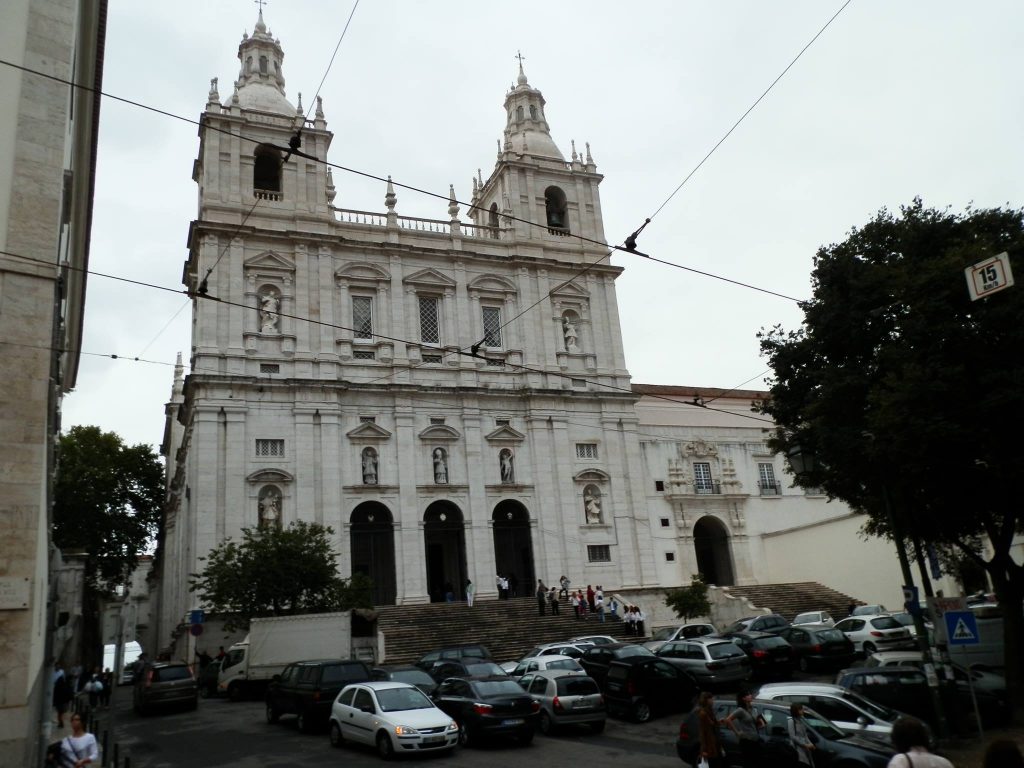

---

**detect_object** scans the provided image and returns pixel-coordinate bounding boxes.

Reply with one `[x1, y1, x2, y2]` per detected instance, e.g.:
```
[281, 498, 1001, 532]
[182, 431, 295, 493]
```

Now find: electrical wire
[304, 0, 360, 123]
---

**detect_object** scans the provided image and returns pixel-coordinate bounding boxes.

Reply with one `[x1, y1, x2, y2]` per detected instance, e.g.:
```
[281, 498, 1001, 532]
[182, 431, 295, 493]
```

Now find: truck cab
[218, 640, 250, 700]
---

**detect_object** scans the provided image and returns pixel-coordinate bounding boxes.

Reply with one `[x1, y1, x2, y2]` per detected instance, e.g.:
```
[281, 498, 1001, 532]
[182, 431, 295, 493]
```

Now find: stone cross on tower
[254, 0, 267, 11]
[515, 50, 525, 67]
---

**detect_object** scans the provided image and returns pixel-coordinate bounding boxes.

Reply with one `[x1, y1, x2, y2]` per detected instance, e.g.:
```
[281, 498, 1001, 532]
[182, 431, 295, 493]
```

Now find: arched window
[253, 145, 281, 193]
[529, 104, 538, 120]
[274, 60, 280, 76]
[259, 56, 269, 75]
[516, 106, 524, 122]
[488, 202, 500, 232]
[246, 56, 253, 73]
[544, 186, 569, 232]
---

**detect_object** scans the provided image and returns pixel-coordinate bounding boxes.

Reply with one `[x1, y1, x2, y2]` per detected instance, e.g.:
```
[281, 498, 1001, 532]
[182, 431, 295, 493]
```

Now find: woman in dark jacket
[697, 691, 725, 768]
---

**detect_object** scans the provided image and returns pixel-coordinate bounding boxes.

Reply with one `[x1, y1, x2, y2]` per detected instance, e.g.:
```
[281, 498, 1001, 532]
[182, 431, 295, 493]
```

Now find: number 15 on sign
[965, 252, 1014, 301]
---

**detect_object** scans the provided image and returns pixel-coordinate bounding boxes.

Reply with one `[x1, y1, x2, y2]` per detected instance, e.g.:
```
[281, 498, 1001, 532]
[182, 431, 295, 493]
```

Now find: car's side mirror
[271, 675, 281, 682]
[856, 716, 868, 726]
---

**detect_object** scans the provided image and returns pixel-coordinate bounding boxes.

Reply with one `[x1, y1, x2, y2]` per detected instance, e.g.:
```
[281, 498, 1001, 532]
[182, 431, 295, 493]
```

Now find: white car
[567, 634, 618, 646]
[850, 604, 888, 617]
[792, 611, 835, 627]
[833, 615, 915, 655]
[500, 642, 592, 672]
[641, 623, 717, 652]
[509, 654, 585, 679]
[329, 681, 459, 758]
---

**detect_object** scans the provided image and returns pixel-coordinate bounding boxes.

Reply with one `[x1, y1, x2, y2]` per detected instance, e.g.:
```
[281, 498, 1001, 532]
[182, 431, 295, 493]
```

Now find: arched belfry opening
[544, 186, 568, 232]
[692, 516, 735, 586]
[350, 502, 396, 606]
[253, 145, 281, 193]
[423, 501, 467, 603]
[492, 501, 534, 592]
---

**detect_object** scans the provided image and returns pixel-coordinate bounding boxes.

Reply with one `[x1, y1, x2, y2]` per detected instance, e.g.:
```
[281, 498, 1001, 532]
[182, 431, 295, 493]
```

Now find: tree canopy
[665, 574, 711, 622]
[757, 199, 1024, 709]
[189, 521, 371, 629]
[54, 426, 164, 590]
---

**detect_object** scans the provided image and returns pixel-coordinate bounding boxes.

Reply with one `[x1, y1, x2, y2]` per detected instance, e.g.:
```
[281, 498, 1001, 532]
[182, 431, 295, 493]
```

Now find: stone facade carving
[432, 447, 448, 484]
[258, 485, 282, 530]
[361, 447, 378, 485]
[583, 484, 603, 524]
[499, 448, 514, 483]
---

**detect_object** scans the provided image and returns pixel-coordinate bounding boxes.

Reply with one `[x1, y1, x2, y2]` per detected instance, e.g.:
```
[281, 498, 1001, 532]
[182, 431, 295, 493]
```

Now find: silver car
[655, 637, 750, 686]
[518, 670, 605, 734]
[755, 681, 905, 740]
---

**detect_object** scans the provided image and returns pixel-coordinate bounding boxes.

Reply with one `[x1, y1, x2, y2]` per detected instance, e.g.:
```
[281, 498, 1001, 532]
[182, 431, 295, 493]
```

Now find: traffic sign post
[965, 251, 1014, 301]
[943, 610, 983, 740]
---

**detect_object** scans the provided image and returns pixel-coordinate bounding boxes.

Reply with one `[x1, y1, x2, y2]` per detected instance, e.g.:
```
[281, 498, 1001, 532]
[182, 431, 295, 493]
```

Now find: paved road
[106, 690, 683, 768]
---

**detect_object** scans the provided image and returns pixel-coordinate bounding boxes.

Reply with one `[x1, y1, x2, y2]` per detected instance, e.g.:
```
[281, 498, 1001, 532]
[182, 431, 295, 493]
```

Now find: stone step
[723, 581, 863, 623]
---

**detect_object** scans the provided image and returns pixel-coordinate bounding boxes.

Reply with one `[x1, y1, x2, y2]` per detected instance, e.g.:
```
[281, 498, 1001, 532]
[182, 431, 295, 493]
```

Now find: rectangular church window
[587, 545, 611, 563]
[352, 296, 373, 340]
[576, 443, 598, 460]
[419, 296, 440, 345]
[482, 306, 502, 348]
[255, 439, 284, 458]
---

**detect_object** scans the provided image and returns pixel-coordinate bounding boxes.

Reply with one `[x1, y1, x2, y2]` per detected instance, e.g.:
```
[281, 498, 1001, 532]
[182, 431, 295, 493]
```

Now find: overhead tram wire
[302, 0, 360, 124]
[4, 246, 772, 424]
[700, 369, 773, 405]
[0, 57, 807, 306]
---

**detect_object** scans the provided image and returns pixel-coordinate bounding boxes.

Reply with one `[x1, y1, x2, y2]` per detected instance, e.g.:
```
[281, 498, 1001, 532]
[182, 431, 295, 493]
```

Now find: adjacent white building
[155, 12, 948, 655]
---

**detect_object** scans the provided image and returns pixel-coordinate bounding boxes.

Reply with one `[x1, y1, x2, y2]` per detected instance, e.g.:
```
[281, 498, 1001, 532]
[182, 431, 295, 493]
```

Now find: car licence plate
[501, 718, 524, 726]
[423, 736, 445, 745]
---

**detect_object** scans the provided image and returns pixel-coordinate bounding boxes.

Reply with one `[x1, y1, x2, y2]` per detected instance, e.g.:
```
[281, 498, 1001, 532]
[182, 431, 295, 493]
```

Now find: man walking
[536, 580, 547, 616]
[549, 586, 560, 615]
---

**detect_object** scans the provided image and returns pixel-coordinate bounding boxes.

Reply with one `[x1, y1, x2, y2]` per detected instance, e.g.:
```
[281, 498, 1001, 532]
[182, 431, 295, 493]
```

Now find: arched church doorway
[492, 501, 535, 595]
[693, 515, 735, 587]
[423, 501, 467, 603]
[350, 502, 396, 606]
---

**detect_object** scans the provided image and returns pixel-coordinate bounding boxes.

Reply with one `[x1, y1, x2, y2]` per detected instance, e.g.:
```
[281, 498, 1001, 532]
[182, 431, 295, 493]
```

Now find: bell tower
[469, 62, 606, 254]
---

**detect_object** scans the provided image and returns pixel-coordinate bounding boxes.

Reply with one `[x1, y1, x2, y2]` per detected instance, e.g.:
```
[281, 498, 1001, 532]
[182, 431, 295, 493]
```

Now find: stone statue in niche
[583, 484, 603, 524]
[259, 291, 280, 333]
[361, 447, 378, 485]
[258, 486, 282, 530]
[563, 317, 580, 353]
[433, 447, 448, 484]
[499, 448, 515, 484]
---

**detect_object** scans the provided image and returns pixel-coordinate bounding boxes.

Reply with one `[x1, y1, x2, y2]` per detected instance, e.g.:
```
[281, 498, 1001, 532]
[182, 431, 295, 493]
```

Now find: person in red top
[586, 585, 595, 613]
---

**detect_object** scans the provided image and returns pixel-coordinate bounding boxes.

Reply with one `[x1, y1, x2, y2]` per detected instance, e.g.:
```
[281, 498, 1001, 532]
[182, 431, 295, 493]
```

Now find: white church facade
[154, 13, 933, 655]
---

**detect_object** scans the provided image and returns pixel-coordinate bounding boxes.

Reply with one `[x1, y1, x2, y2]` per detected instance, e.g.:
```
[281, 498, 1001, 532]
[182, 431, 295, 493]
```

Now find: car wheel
[297, 709, 310, 733]
[329, 721, 345, 748]
[632, 699, 652, 723]
[862, 642, 876, 656]
[266, 702, 279, 724]
[377, 731, 394, 759]
[539, 711, 555, 735]
[798, 656, 810, 672]
[458, 723, 472, 748]
[591, 719, 606, 734]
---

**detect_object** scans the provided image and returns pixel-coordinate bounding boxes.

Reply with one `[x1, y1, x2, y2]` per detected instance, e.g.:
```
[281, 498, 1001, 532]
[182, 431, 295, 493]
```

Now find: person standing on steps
[548, 586, 560, 615]
[536, 579, 547, 616]
[586, 584, 595, 613]
[570, 591, 581, 619]
[559, 574, 570, 599]
[465, 579, 475, 607]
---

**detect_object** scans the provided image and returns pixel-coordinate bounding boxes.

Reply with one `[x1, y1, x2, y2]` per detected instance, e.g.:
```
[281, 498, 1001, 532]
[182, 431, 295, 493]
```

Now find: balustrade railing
[759, 481, 782, 496]
[330, 207, 503, 240]
[254, 189, 282, 201]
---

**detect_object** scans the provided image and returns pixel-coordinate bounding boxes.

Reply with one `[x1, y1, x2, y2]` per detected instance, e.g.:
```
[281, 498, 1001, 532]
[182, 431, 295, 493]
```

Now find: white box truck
[217, 611, 352, 700]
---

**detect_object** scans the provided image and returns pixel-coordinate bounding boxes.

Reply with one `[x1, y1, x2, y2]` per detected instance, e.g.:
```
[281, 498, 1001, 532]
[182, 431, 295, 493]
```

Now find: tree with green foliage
[189, 521, 372, 630]
[757, 199, 1024, 713]
[54, 426, 165, 664]
[665, 574, 711, 622]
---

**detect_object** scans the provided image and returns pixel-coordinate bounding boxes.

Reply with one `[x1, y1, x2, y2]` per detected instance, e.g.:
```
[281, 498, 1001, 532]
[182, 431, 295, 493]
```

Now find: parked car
[851, 604, 888, 617]
[834, 615, 915, 655]
[642, 623, 717, 652]
[755, 681, 908, 741]
[719, 631, 794, 680]
[509, 655, 584, 679]
[778, 625, 857, 672]
[265, 659, 373, 732]
[426, 659, 507, 682]
[723, 614, 791, 635]
[198, 660, 221, 698]
[655, 637, 750, 687]
[567, 635, 617, 646]
[603, 657, 698, 722]
[676, 697, 896, 767]
[329, 681, 459, 757]
[793, 610, 835, 627]
[500, 642, 591, 672]
[431, 675, 539, 746]
[132, 661, 199, 715]
[579, 643, 654, 689]
[835, 666, 1008, 729]
[518, 670, 605, 734]
[416, 644, 491, 671]
[864, 651, 1008, 717]
[370, 664, 439, 696]
[887, 612, 933, 642]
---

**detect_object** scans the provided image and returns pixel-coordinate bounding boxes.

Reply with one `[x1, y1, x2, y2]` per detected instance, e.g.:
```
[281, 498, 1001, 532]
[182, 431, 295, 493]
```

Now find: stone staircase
[376, 597, 639, 665]
[723, 582, 862, 623]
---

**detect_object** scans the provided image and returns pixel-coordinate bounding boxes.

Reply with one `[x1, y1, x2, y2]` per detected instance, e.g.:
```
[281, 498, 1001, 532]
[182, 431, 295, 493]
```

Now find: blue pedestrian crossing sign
[944, 610, 980, 646]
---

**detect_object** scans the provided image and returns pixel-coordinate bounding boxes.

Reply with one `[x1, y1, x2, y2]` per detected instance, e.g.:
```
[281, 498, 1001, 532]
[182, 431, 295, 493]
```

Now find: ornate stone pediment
[245, 468, 294, 484]
[573, 468, 610, 483]
[335, 262, 390, 286]
[417, 424, 461, 441]
[483, 425, 525, 443]
[681, 438, 718, 458]
[245, 250, 294, 273]
[403, 267, 456, 291]
[346, 422, 393, 441]
[550, 280, 589, 300]
[468, 274, 517, 297]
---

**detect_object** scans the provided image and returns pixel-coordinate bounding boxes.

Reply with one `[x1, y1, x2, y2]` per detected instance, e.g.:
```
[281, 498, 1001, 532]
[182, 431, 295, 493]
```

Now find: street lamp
[785, 443, 816, 477]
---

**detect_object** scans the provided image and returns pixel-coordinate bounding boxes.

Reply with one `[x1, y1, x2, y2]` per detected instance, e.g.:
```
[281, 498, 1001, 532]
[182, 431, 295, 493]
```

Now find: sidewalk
[939, 724, 1024, 767]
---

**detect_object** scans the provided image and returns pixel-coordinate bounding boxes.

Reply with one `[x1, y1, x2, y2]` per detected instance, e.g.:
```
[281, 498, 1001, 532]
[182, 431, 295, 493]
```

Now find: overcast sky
[61, 1, 1024, 451]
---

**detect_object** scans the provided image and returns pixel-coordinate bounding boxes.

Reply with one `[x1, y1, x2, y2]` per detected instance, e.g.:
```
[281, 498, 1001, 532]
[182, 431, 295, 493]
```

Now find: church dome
[233, 10, 295, 116]
[503, 64, 565, 161]
[236, 80, 294, 115]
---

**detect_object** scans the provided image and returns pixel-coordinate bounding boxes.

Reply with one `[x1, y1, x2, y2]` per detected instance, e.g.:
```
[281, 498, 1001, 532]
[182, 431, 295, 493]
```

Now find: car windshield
[391, 669, 435, 687]
[473, 680, 526, 697]
[841, 689, 896, 721]
[556, 677, 599, 695]
[890, 613, 914, 626]
[465, 662, 505, 676]
[724, 620, 748, 633]
[708, 642, 745, 660]
[794, 613, 818, 624]
[376, 687, 434, 712]
[652, 627, 674, 641]
[754, 636, 788, 649]
[816, 629, 846, 642]
[615, 645, 653, 658]
[803, 709, 846, 740]
[870, 616, 901, 630]
[322, 665, 367, 685]
[152, 666, 191, 682]
[546, 659, 582, 671]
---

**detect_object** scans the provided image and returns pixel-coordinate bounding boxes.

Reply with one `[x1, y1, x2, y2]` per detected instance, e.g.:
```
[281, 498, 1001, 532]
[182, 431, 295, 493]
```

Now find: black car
[676, 698, 897, 768]
[415, 644, 492, 671]
[723, 614, 791, 635]
[370, 664, 440, 695]
[579, 642, 654, 690]
[431, 675, 539, 746]
[720, 630, 794, 680]
[198, 660, 222, 698]
[779, 624, 857, 672]
[604, 657, 697, 723]
[265, 659, 373, 732]
[132, 661, 199, 715]
[426, 659, 507, 682]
